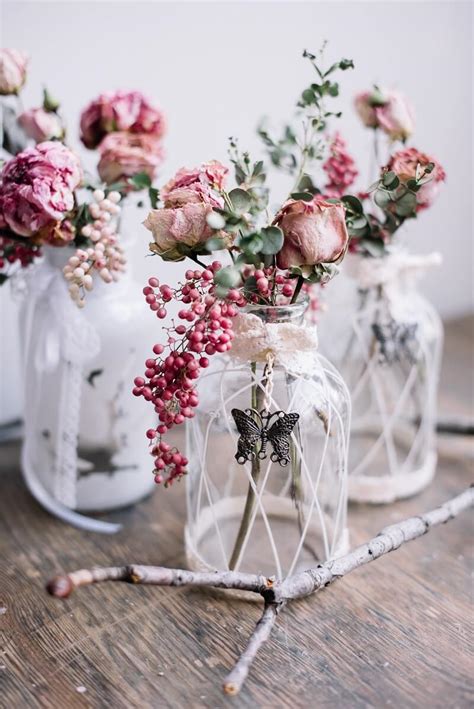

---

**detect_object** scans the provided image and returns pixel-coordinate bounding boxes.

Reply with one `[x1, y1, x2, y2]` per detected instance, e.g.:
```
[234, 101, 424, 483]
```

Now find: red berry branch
[133, 261, 245, 486]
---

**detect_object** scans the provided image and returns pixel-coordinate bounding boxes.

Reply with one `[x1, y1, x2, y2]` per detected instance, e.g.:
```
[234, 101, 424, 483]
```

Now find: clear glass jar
[334, 252, 443, 504]
[185, 300, 350, 582]
[20, 244, 156, 531]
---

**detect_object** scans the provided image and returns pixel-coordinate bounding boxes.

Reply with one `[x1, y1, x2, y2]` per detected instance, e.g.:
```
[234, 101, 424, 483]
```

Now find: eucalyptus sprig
[344, 161, 436, 257]
[258, 47, 354, 198]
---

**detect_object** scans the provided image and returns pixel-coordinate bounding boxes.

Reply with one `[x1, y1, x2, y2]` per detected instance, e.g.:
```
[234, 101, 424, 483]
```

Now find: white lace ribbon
[20, 259, 120, 533]
[230, 312, 319, 376]
[347, 249, 442, 291]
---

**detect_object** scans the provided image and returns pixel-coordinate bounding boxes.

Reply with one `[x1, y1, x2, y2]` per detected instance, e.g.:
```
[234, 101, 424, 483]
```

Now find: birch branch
[222, 486, 474, 693]
[46, 486, 473, 695]
[47, 564, 270, 598]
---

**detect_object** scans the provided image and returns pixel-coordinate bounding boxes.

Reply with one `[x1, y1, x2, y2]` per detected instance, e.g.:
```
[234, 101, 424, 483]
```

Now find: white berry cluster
[63, 190, 126, 307]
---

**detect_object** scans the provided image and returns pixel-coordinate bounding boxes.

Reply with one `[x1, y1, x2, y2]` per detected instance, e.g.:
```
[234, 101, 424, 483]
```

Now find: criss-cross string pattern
[185, 347, 350, 586]
[347, 284, 443, 503]
[262, 352, 275, 413]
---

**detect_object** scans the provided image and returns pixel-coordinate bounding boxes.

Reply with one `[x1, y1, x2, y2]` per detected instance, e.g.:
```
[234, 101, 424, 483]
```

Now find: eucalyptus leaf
[260, 226, 284, 255]
[297, 174, 317, 194]
[407, 179, 421, 192]
[350, 216, 368, 230]
[342, 195, 363, 213]
[382, 171, 399, 189]
[228, 188, 252, 214]
[374, 189, 391, 208]
[243, 275, 258, 296]
[302, 88, 316, 104]
[395, 191, 417, 217]
[290, 191, 314, 202]
[204, 236, 226, 252]
[239, 233, 264, 255]
[148, 187, 159, 209]
[129, 172, 152, 190]
[213, 266, 241, 289]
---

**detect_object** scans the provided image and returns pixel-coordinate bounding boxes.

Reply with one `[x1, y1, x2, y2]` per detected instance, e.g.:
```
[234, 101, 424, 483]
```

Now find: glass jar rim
[243, 295, 309, 323]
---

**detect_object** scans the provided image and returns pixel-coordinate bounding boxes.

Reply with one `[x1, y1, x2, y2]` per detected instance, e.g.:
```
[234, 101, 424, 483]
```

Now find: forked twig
[47, 486, 473, 695]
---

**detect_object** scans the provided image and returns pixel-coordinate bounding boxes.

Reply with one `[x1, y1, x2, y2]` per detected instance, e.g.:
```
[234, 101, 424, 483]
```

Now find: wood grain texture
[1, 317, 473, 708]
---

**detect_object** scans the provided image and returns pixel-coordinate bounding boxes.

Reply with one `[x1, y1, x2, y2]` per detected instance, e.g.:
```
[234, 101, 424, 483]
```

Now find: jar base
[75, 472, 156, 512]
[348, 450, 437, 504]
[185, 493, 349, 601]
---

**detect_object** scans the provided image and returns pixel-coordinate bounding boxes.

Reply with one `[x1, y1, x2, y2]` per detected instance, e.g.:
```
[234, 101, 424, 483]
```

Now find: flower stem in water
[228, 362, 263, 571]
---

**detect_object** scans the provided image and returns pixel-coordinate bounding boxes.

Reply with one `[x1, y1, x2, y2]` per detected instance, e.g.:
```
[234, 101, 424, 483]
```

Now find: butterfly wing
[231, 408, 262, 464]
[267, 413, 300, 466]
[399, 323, 419, 363]
[372, 322, 397, 363]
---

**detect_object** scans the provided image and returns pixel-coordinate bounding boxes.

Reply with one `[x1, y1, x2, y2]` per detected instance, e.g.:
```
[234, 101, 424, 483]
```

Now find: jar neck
[43, 244, 74, 270]
[346, 248, 419, 295]
[243, 297, 309, 326]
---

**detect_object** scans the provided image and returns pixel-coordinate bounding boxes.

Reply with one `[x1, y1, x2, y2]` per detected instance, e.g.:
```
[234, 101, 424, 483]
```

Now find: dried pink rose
[18, 108, 63, 143]
[80, 90, 166, 149]
[144, 162, 230, 261]
[97, 132, 164, 184]
[354, 88, 415, 141]
[354, 90, 379, 128]
[161, 160, 228, 209]
[0, 141, 82, 237]
[387, 147, 446, 210]
[144, 202, 216, 261]
[275, 199, 349, 269]
[0, 49, 28, 95]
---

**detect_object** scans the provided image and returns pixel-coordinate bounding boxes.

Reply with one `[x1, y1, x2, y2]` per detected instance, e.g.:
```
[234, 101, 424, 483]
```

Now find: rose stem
[228, 362, 264, 571]
[188, 253, 208, 269]
[290, 275, 304, 305]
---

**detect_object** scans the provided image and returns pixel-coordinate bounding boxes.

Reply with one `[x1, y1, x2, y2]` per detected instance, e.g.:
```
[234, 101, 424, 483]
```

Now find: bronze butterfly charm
[231, 408, 300, 467]
[372, 320, 419, 364]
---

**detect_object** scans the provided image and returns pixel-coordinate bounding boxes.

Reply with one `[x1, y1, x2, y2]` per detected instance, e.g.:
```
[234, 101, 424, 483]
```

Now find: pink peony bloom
[354, 88, 415, 141]
[0, 49, 28, 95]
[323, 133, 358, 198]
[0, 141, 82, 237]
[387, 147, 446, 210]
[80, 90, 166, 149]
[161, 160, 228, 209]
[98, 132, 164, 184]
[18, 107, 63, 143]
[275, 199, 349, 269]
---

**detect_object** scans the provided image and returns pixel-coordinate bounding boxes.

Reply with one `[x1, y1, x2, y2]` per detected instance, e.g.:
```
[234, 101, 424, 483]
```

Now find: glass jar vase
[20, 245, 155, 532]
[185, 299, 350, 582]
[334, 250, 443, 504]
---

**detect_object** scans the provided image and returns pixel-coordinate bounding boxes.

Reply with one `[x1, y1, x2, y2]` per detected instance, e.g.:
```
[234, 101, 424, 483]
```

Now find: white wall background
[1, 0, 472, 421]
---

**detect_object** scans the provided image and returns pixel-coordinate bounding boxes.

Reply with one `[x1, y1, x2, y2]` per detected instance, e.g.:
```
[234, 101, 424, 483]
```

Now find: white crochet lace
[22, 260, 101, 509]
[230, 312, 319, 376]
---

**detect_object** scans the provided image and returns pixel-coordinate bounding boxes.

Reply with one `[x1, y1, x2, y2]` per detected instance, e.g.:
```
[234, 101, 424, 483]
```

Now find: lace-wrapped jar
[333, 249, 443, 504]
[185, 299, 350, 582]
[20, 244, 155, 532]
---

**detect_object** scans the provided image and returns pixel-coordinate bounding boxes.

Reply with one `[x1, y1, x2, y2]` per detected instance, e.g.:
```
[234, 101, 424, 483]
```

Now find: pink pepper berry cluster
[323, 132, 358, 199]
[62, 189, 125, 307]
[302, 282, 323, 324]
[133, 261, 242, 486]
[240, 265, 298, 303]
[0, 236, 42, 276]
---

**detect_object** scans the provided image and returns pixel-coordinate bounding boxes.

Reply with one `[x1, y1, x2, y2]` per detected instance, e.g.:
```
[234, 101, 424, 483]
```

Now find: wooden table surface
[1, 317, 473, 708]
